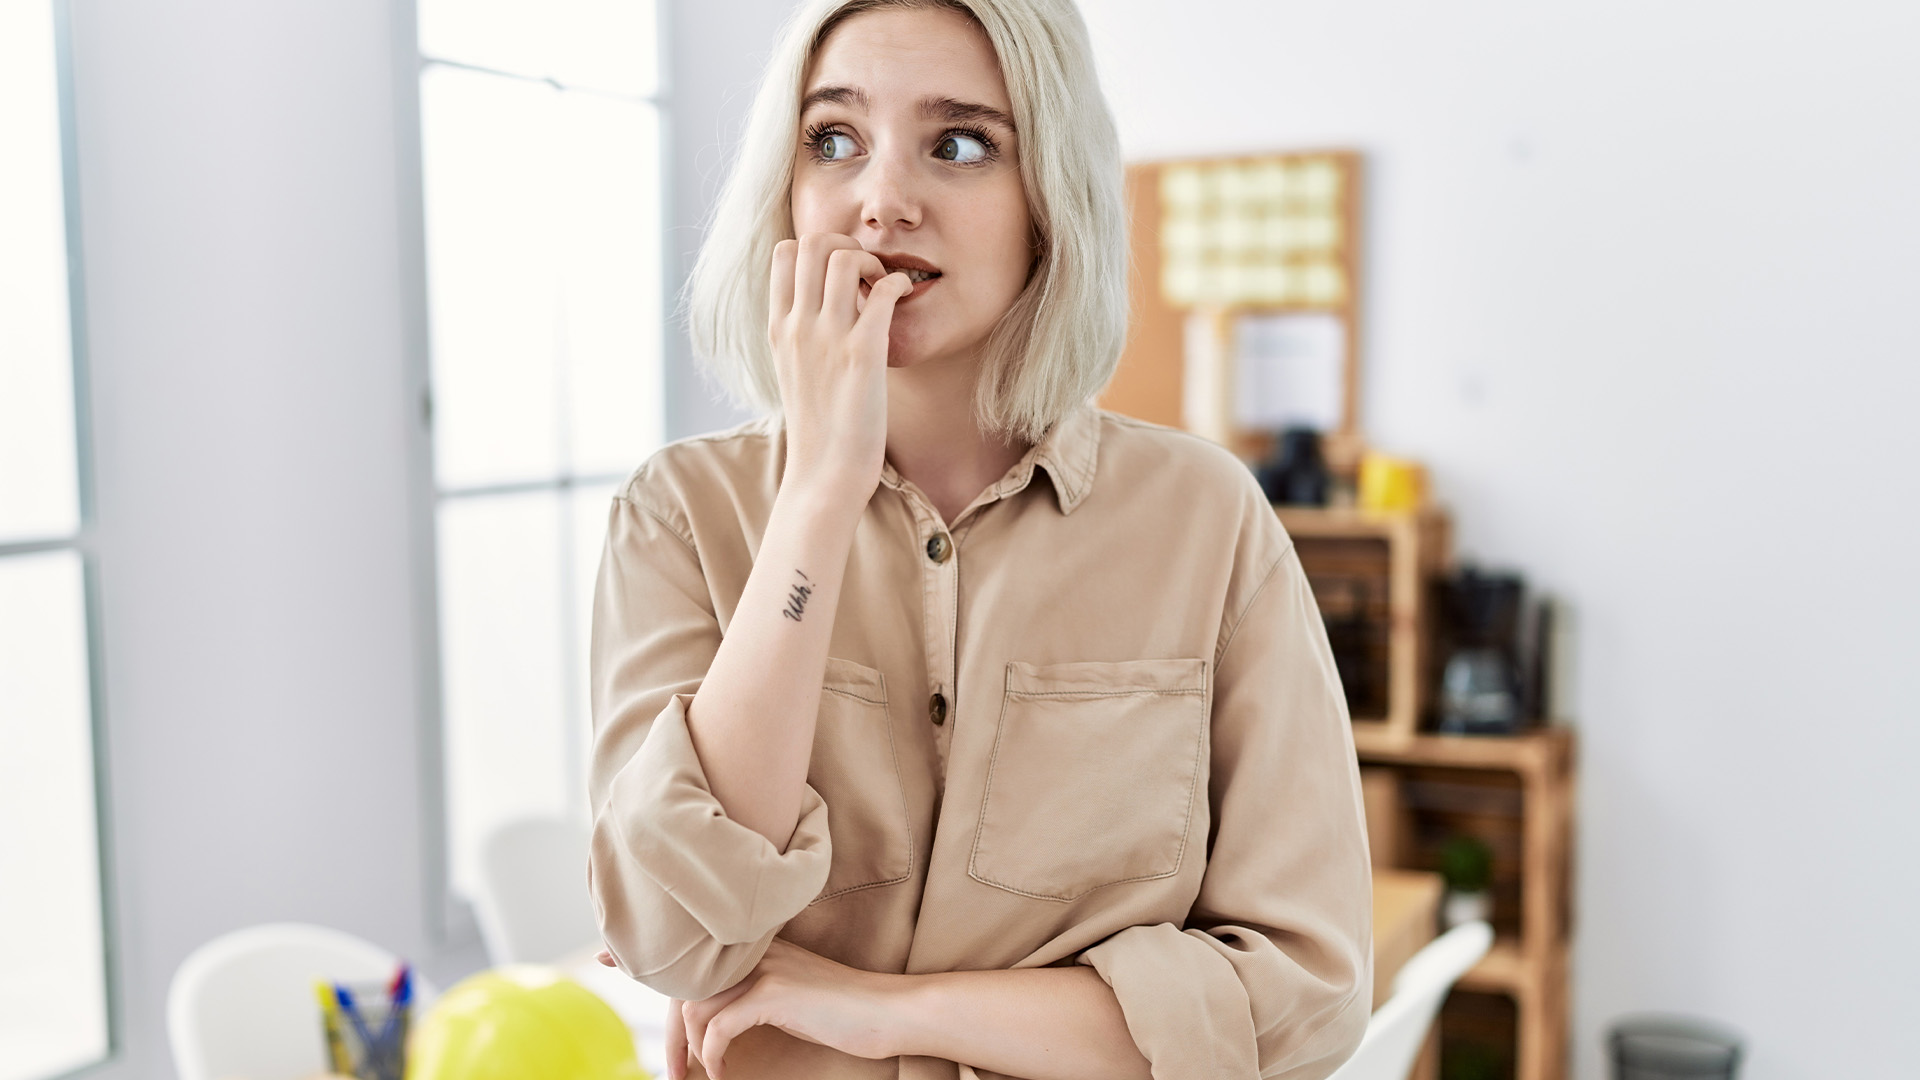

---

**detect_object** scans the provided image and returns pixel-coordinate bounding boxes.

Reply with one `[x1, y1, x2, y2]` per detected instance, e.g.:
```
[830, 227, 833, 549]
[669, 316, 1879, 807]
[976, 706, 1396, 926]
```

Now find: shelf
[1457, 938, 1527, 995]
[1354, 726, 1574, 777]
[1276, 504, 1441, 539]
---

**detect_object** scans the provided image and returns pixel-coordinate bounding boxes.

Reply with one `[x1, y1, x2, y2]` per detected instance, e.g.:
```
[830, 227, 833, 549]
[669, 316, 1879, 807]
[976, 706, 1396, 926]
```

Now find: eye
[817, 130, 856, 158]
[810, 128, 861, 162]
[934, 133, 991, 163]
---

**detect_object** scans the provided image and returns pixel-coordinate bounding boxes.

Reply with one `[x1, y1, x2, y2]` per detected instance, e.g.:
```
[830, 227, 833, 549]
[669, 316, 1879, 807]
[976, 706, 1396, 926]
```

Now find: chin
[885, 319, 979, 370]
[884, 325, 931, 368]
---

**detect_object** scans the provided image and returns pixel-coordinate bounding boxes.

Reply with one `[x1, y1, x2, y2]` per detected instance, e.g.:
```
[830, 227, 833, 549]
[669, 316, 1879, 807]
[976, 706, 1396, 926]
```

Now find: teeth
[887, 267, 938, 282]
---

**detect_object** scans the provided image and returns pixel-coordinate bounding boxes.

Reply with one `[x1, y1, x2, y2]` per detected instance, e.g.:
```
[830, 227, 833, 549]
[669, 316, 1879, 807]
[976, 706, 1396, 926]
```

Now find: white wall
[660, 0, 792, 438]
[66, 2, 483, 1077]
[1076, 1, 1920, 1077]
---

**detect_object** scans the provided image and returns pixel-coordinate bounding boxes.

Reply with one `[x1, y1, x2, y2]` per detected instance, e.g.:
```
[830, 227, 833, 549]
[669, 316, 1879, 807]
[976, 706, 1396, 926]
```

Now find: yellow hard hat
[406, 966, 650, 1080]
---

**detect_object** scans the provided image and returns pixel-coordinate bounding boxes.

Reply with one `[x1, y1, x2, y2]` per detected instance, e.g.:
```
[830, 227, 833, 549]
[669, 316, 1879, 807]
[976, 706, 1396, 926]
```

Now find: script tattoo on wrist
[781, 570, 814, 622]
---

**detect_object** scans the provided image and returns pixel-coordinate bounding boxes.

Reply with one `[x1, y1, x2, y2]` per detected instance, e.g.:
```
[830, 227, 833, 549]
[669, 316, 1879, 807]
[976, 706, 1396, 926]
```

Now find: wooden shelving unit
[1355, 727, 1577, 1080]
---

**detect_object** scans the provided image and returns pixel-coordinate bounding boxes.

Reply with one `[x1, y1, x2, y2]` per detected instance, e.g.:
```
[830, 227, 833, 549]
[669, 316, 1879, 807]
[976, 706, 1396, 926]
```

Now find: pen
[313, 981, 353, 1074]
[334, 983, 381, 1067]
[373, 964, 413, 1065]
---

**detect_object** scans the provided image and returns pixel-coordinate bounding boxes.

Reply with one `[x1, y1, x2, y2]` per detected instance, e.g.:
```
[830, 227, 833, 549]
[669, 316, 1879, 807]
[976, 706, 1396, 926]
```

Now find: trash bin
[1609, 1014, 1743, 1080]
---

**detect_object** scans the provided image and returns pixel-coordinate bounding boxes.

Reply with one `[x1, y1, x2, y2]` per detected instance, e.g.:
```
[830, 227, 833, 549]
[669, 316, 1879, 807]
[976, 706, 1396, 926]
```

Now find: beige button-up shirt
[587, 405, 1373, 1080]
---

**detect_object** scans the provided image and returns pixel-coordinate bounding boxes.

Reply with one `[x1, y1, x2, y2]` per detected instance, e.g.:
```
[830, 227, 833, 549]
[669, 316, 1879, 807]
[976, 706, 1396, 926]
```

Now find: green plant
[1438, 834, 1494, 894]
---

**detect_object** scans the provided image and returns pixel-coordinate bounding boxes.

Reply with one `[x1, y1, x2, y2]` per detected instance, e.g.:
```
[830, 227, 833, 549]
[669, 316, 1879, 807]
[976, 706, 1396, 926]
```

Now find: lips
[870, 251, 942, 286]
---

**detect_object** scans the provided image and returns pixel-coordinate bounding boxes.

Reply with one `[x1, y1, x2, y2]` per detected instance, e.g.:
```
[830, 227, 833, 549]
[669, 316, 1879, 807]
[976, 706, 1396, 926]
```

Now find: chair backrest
[167, 922, 435, 1080]
[1329, 920, 1494, 1080]
[472, 816, 599, 965]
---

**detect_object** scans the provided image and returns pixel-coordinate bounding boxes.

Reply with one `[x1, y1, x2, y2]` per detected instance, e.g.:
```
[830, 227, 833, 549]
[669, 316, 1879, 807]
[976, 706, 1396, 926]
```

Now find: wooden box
[1277, 504, 1451, 738]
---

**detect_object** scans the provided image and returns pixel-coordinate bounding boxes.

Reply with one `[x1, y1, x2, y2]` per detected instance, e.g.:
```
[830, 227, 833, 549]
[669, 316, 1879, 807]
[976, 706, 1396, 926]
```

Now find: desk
[1372, 866, 1444, 1007]
[1371, 867, 1445, 1080]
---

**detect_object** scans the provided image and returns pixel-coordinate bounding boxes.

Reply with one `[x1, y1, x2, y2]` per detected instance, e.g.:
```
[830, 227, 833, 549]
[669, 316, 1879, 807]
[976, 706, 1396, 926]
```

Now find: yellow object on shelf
[1357, 453, 1427, 512]
[406, 966, 649, 1080]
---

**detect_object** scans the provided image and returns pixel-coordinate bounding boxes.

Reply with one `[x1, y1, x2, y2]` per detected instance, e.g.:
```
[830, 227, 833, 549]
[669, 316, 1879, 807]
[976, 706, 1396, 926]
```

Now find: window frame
[391, 0, 673, 944]
[0, 0, 121, 1075]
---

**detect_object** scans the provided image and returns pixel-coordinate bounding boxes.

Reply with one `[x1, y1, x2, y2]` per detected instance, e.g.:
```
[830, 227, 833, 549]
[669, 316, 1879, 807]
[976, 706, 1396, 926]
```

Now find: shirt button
[929, 692, 948, 726]
[925, 532, 952, 564]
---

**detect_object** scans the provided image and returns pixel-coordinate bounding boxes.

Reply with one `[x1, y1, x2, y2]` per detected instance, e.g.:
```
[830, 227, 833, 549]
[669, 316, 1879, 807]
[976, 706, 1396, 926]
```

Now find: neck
[884, 355, 1029, 526]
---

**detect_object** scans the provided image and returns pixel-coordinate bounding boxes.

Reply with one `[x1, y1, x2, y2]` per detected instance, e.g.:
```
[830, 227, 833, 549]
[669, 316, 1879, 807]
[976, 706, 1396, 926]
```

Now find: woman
[586, 1, 1373, 1078]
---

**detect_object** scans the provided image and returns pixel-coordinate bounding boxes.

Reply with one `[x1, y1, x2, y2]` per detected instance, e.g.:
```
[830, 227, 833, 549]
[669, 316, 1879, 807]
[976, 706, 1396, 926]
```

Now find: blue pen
[373, 964, 413, 1061]
[334, 983, 381, 1065]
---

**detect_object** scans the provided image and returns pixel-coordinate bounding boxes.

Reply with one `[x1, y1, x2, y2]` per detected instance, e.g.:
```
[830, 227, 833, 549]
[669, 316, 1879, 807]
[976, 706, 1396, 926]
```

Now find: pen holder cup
[325, 981, 410, 1080]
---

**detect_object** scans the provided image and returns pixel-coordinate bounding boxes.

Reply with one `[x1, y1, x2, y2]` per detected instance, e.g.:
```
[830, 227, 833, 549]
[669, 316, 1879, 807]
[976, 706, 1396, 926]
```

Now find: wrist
[865, 971, 945, 1061]
[776, 468, 875, 521]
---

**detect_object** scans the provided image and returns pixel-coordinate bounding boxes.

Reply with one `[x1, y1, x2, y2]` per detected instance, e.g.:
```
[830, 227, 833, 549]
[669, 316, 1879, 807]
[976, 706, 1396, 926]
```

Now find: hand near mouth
[855, 251, 941, 310]
[769, 232, 913, 505]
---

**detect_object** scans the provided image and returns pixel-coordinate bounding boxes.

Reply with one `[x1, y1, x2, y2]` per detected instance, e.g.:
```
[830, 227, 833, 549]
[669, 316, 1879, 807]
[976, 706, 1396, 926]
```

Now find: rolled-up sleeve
[586, 492, 833, 1001]
[1078, 541, 1374, 1080]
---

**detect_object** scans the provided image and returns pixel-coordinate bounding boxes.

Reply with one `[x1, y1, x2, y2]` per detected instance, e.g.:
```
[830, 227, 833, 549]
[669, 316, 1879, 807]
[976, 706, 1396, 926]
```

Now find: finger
[682, 997, 705, 1072]
[666, 999, 688, 1080]
[702, 987, 770, 1080]
[768, 239, 798, 324]
[594, 948, 615, 967]
[683, 979, 755, 1072]
[792, 233, 861, 318]
[821, 247, 887, 327]
[851, 271, 913, 345]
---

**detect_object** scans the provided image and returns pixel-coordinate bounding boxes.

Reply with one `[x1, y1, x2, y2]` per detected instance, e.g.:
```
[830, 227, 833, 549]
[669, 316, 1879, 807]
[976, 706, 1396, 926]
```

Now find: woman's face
[791, 6, 1033, 369]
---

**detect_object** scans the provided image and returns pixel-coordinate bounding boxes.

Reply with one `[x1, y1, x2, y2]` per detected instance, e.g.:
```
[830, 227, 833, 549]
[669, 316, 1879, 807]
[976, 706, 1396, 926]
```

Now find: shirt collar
[855, 402, 1104, 516]
[977, 402, 1102, 515]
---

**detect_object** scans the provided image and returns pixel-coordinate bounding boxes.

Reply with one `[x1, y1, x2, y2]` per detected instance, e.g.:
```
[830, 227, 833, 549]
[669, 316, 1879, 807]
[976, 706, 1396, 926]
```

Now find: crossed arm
[597, 939, 1152, 1080]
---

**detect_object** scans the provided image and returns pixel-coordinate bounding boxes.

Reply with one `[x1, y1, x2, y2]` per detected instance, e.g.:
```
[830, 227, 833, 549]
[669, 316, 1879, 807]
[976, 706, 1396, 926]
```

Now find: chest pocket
[968, 657, 1210, 902]
[807, 657, 913, 904]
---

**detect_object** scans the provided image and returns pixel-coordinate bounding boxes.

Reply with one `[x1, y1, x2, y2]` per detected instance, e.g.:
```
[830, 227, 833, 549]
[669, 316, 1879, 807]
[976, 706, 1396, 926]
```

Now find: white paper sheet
[1233, 312, 1346, 431]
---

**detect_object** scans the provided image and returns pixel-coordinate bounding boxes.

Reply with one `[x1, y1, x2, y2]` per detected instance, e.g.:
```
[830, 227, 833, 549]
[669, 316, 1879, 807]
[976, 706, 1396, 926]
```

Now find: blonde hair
[684, 0, 1127, 444]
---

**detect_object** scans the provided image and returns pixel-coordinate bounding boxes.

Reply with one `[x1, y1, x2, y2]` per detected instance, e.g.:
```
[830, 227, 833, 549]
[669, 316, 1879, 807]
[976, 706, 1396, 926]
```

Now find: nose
[859, 143, 922, 232]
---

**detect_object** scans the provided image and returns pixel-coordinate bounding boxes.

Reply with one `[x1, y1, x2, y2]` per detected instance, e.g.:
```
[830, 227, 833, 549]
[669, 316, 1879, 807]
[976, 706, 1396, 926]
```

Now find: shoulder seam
[661, 418, 777, 450]
[1215, 541, 1296, 668]
[617, 492, 700, 558]
[1098, 410, 1229, 448]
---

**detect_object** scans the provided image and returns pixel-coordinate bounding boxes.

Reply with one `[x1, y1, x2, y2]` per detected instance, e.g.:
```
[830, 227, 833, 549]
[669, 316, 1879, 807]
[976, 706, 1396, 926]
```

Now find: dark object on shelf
[1609, 1014, 1743, 1080]
[1256, 427, 1330, 506]
[1521, 597, 1553, 723]
[1435, 568, 1543, 735]
[1319, 575, 1387, 719]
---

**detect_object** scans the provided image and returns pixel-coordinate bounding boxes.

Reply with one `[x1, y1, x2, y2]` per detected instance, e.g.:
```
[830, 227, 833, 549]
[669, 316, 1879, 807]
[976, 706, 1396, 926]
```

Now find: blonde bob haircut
[684, 0, 1127, 445]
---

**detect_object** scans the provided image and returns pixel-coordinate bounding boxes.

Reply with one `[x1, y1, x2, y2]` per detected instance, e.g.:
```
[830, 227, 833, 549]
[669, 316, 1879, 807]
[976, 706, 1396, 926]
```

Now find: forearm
[887, 966, 1152, 1080]
[686, 479, 864, 849]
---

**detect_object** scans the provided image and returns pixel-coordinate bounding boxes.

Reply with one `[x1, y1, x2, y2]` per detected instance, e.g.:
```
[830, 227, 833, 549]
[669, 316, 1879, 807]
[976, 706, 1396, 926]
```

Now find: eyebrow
[799, 84, 1016, 131]
[919, 95, 1015, 131]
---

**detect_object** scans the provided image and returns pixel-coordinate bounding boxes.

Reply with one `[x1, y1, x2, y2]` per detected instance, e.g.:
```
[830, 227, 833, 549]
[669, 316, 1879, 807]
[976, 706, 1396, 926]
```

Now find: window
[411, 0, 664, 918]
[0, 2, 113, 1077]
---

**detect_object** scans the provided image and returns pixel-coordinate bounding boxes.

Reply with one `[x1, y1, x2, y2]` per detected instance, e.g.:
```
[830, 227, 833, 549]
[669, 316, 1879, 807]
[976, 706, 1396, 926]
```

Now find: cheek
[789, 178, 850, 236]
[789, 190, 819, 235]
[967, 185, 1032, 304]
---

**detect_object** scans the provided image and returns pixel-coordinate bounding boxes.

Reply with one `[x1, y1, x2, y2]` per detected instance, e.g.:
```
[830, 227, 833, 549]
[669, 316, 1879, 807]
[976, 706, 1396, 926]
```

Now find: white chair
[168, 922, 436, 1080]
[471, 816, 600, 965]
[1329, 920, 1494, 1080]
[472, 816, 673, 1075]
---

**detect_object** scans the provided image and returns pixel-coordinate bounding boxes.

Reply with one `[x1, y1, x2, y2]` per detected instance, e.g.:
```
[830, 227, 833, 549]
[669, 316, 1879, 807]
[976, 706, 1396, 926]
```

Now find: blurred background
[1, 1, 1914, 1078]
